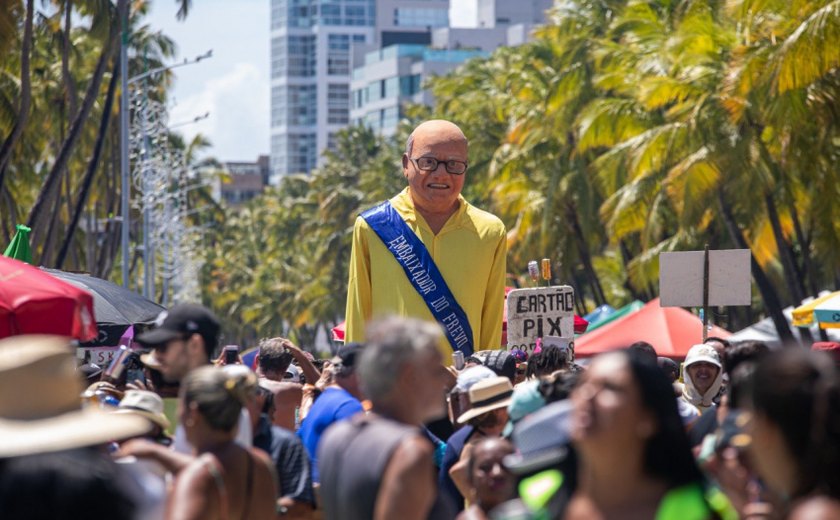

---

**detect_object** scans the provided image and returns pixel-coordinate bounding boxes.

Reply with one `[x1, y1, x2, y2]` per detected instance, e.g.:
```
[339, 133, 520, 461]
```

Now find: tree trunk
[95, 124, 120, 279]
[0, 0, 35, 191]
[40, 194, 63, 267]
[764, 194, 807, 306]
[749, 112, 810, 303]
[565, 203, 606, 305]
[56, 57, 120, 269]
[790, 207, 820, 297]
[764, 194, 812, 344]
[619, 239, 647, 301]
[718, 189, 794, 343]
[62, 0, 78, 120]
[26, 22, 119, 246]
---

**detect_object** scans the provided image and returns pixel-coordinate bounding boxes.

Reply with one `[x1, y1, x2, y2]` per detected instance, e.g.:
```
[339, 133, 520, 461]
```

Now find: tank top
[319, 414, 453, 520]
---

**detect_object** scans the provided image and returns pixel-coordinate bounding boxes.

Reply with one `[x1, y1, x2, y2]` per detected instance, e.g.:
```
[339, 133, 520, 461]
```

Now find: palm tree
[0, 0, 34, 193]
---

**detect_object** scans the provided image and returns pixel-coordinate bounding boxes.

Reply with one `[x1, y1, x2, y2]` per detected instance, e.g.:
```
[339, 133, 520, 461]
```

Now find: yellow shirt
[345, 188, 507, 357]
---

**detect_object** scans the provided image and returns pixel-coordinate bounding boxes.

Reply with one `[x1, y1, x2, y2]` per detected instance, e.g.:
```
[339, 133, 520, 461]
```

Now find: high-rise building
[350, 44, 487, 136]
[270, 0, 449, 183]
[476, 0, 554, 27]
[350, 0, 554, 138]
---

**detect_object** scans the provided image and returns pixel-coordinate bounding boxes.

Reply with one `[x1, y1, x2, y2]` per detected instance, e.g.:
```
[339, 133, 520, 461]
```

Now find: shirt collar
[393, 187, 468, 233]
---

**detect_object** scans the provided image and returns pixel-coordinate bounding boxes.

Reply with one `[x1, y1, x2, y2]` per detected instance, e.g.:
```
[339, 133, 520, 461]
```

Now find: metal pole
[119, 0, 130, 288]
[141, 93, 153, 300]
[703, 244, 710, 341]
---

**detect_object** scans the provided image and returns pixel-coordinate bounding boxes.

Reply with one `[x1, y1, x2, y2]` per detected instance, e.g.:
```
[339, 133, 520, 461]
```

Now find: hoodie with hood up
[680, 344, 724, 414]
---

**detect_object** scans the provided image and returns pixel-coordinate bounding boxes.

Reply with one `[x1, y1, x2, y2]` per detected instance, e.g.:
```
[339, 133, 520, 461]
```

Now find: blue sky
[146, 0, 477, 163]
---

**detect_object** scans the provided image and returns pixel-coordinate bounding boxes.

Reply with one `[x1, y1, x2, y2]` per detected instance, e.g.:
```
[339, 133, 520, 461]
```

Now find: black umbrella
[41, 269, 165, 347]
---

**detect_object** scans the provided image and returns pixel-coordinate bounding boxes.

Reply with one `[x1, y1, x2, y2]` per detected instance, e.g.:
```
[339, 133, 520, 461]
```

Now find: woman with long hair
[167, 366, 277, 520]
[565, 349, 730, 519]
[746, 348, 840, 518]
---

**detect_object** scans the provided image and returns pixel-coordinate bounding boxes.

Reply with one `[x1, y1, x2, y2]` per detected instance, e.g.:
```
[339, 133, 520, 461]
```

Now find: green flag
[3, 224, 33, 264]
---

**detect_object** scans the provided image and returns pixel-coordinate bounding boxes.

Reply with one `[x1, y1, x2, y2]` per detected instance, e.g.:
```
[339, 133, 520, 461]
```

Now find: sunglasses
[152, 334, 191, 353]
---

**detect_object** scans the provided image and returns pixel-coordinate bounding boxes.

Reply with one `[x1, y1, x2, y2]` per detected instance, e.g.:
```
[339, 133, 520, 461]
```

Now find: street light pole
[119, 0, 130, 288]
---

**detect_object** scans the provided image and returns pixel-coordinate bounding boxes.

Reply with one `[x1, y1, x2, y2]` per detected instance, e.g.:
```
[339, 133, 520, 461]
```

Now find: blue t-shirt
[298, 386, 363, 482]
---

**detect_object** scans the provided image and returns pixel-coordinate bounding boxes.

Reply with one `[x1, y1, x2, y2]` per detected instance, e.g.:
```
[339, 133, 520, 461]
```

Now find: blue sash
[361, 201, 475, 356]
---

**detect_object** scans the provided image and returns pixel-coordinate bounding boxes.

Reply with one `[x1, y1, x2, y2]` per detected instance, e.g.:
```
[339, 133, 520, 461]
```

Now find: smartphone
[453, 351, 465, 370]
[223, 345, 240, 364]
[126, 367, 146, 385]
[104, 346, 132, 381]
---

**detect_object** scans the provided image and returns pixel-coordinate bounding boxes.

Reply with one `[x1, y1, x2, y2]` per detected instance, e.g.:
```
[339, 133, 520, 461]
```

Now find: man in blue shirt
[298, 343, 365, 483]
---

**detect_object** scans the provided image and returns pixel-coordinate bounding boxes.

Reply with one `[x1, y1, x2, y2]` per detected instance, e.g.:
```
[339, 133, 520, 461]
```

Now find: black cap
[483, 350, 516, 381]
[331, 342, 365, 368]
[136, 303, 220, 347]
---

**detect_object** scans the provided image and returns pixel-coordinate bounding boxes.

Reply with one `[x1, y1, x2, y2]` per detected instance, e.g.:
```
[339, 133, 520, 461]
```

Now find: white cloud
[146, 0, 269, 163]
[169, 62, 269, 162]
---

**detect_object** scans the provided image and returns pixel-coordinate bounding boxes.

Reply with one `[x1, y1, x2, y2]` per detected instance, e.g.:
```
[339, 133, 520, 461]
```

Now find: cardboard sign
[660, 249, 751, 307]
[507, 286, 575, 351]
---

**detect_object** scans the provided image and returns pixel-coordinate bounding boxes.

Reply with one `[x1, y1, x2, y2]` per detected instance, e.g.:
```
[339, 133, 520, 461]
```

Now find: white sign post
[660, 247, 751, 340]
[507, 286, 575, 352]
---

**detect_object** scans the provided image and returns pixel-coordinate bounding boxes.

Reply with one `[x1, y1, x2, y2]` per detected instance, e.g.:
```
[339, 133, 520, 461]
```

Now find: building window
[400, 74, 421, 96]
[394, 7, 449, 28]
[382, 106, 399, 132]
[327, 34, 350, 75]
[271, 0, 316, 29]
[272, 35, 315, 78]
[320, 0, 374, 26]
[327, 83, 349, 125]
[272, 84, 317, 126]
[273, 133, 317, 175]
[288, 35, 316, 77]
[384, 77, 399, 99]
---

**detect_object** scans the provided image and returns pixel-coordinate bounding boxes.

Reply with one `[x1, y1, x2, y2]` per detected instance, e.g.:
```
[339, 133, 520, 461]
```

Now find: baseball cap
[136, 304, 220, 347]
[684, 344, 722, 369]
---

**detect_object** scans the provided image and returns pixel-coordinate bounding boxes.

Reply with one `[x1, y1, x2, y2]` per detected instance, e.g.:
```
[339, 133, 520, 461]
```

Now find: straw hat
[113, 390, 170, 430]
[0, 335, 152, 457]
[457, 376, 514, 424]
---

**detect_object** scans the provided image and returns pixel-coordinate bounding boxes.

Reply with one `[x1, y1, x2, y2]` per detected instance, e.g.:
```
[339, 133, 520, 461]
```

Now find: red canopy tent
[331, 287, 589, 344]
[574, 298, 731, 359]
[0, 256, 97, 341]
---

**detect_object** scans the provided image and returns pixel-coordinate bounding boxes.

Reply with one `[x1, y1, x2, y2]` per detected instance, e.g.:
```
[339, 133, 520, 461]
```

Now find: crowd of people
[1, 303, 839, 519]
[3, 120, 840, 519]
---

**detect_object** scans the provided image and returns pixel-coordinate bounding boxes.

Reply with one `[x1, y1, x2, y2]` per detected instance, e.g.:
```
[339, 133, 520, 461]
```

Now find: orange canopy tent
[574, 298, 731, 359]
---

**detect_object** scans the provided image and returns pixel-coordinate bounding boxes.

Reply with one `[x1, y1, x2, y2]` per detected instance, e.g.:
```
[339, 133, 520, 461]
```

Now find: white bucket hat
[0, 335, 151, 457]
